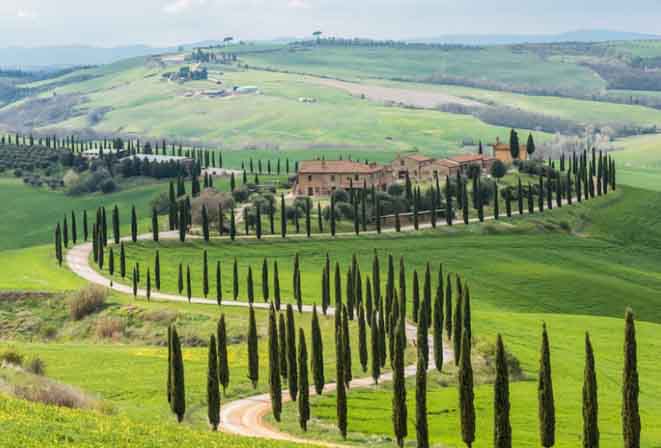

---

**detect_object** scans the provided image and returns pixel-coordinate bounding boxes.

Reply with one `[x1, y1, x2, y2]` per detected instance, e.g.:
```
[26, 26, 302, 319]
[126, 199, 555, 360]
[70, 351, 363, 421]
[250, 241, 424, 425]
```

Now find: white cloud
[16, 9, 36, 19]
[288, 0, 310, 9]
[163, 0, 207, 14]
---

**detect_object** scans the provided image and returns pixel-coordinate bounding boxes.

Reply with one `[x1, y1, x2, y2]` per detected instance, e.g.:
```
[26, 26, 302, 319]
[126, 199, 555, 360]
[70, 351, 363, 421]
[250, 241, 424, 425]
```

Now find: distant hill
[412, 29, 661, 46]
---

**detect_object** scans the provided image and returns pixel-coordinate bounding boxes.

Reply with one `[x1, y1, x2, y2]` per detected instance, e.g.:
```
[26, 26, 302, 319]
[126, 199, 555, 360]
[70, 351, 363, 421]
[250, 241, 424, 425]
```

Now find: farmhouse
[492, 137, 528, 163]
[295, 160, 393, 196]
[448, 154, 497, 173]
[391, 154, 435, 181]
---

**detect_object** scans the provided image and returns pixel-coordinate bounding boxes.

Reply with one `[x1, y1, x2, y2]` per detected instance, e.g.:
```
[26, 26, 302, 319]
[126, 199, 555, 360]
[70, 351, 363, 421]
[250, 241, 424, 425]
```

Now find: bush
[0, 348, 24, 366]
[68, 285, 108, 321]
[490, 160, 507, 179]
[99, 178, 117, 194]
[387, 183, 405, 197]
[26, 357, 46, 375]
[95, 317, 126, 339]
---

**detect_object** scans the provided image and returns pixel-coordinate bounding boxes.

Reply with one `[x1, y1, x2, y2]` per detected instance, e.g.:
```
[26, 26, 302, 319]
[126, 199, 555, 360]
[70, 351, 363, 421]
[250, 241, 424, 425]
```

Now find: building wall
[493, 147, 528, 164]
[296, 170, 393, 196]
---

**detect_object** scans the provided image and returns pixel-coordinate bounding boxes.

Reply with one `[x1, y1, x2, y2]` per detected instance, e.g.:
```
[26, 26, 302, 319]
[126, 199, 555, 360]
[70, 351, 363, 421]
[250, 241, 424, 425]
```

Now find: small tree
[392, 317, 408, 447]
[131, 206, 138, 242]
[527, 133, 536, 156]
[298, 328, 310, 431]
[358, 304, 368, 372]
[286, 304, 298, 401]
[170, 325, 186, 422]
[622, 309, 640, 448]
[268, 305, 282, 421]
[491, 159, 507, 180]
[247, 305, 259, 388]
[458, 327, 475, 448]
[311, 305, 325, 394]
[583, 333, 599, 448]
[494, 335, 512, 448]
[217, 314, 230, 392]
[539, 323, 555, 448]
[207, 334, 220, 431]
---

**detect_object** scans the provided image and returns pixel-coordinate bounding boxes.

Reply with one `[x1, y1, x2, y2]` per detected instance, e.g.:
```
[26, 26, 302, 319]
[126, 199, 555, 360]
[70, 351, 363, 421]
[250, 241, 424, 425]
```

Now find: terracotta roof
[448, 154, 485, 163]
[298, 160, 385, 174]
[405, 154, 433, 162]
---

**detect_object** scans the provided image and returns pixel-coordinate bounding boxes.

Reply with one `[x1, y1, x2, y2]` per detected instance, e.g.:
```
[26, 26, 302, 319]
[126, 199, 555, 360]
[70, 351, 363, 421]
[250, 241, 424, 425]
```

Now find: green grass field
[612, 134, 661, 191]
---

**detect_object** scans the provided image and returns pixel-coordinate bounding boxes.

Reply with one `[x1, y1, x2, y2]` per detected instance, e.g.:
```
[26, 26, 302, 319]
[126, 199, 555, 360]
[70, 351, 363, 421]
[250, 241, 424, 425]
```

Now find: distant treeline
[291, 38, 481, 51]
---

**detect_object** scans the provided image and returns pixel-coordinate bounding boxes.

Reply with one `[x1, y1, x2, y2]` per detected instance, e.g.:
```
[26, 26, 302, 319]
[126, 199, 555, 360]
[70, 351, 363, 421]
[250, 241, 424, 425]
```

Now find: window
[331, 175, 335, 181]
[354, 174, 359, 181]
[308, 175, 312, 181]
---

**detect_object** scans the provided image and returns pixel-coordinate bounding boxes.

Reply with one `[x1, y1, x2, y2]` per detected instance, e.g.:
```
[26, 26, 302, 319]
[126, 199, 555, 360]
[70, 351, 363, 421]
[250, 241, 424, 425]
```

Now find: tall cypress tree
[202, 205, 209, 242]
[433, 267, 444, 372]
[371, 312, 381, 384]
[458, 327, 475, 448]
[583, 332, 599, 448]
[273, 261, 281, 310]
[54, 223, 63, 266]
[154, 250, 161, 290]
[131, 205, 138, 242]
[342, 305, 352, 386]
[622, 309, 640, 448]
[207, 334, 220, 431]
[112, 205, 120, 244]
[336, 325, 348, 439]
[170, 325, 186, 422]
[280, 194, 287, 238]
[215, 261, 222, 305]
[298, 328, 310, 431]
[311, 305, 325, 395]
[83, 210, 89, 241]
[152, 208, 159, 242]
[268, 305, 282, 421]
[392, 317, 408, 447]
[286, 304, 298, 401]
[453, 283, 463, 365]
[279, 313, 288, 380]
[232, 258, 239, 300]
[247, 266, 254, 303]
[186, 265, 192, 302]
[203, 250, 209, 298]
[539, 324, 556, 448]
[247, 305, 259, 388]
[358, 304, 368, 372]
[71, 211, 77, 244]
[416, 320, 429, 448]
[177, 263, 183, 294]
[217, 314, 229, 392]
[412, 270, 420, 324]
[261, 258, 269, 303]
[494, 334, 512, 448]
[146, 268, 151, 301]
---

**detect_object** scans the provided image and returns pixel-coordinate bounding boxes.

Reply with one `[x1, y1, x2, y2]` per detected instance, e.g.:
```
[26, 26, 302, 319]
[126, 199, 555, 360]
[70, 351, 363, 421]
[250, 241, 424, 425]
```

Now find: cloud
[163, 0, 207, 14]
[16, 9, 36, 19]
[288, 0, 310, 9]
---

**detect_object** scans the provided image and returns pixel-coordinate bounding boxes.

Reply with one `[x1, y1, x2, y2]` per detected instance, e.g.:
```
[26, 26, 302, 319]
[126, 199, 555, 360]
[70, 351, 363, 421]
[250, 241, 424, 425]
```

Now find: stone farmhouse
[295, 151, 499, 197]
[491, 137, 528, 163]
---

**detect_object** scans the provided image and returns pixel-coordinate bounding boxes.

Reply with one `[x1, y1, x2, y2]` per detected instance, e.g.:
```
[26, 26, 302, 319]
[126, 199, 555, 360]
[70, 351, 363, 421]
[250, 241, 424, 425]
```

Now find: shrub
[26, 357, 46, 376]
[99, 178, 117, 194]
[95, 317, 126, 339]
[0, 348, 24, 366]
[12, 380, 98, 410]
[62, 169, 80, 188]
[490, 160, 507, 179]
[68, 285, 108, 320]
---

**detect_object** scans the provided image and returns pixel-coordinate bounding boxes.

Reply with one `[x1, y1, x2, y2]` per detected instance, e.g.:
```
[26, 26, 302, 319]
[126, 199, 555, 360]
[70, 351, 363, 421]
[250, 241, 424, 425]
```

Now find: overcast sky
[1, 0, 660, 47]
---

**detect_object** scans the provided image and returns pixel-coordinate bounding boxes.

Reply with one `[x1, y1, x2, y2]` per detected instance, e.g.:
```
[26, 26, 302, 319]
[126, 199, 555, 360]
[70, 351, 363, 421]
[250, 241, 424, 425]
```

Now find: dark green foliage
[527, 133, 536, 155]
[371, 312, 381, 384]
[152, 208, 159, 242]
[358, 304, 368, 373]
[177, 263, 183, 294]
[279, 313, 288, 380]
[154, 251, 161, 290]
[416, 324, 429, 448]
[433, 267, 444, 372]
[623, 309, 640, 448]
[453, 282, 463, 366]
[186, 265, 192, 303]
[298, 328, 310, 432]
[458, 327, 475, 447]
[215, 261, 222, 305]
[311, 305, 325, 395]
[54, 223, 63, 266]
[131, 205, 138, 242]
[232, 258, 238, 300]
[202, 205, 209, 242]
[202, 250, 209, 298]
[494, 335, 512, 448]
[262, 258, 269, 303]
[392, 317, 408, 447]
[280, 194, 287, 238]
[273, 261, 281, 311]
[336, 327, 348, 439]
[247, 305, 259, 388]
[463, 285, 472, 348]
[146, 268, 151, 301]
[539, 324, 556, 448]
[170, 325, 186, 423]
[342, 305, 352, 386]
[247, 266, 254, 303]
[207, 334, 220, 431]
[217, 315, 229, 392]
[417, 292, 429, 371]
[286, 304, 298, 401]
[583, 333, 599, 448]
[510, 129, 520, 159]
[268, 305, 282, 421]
[412, 270, 420, 324]
[335, 262, 342, 309]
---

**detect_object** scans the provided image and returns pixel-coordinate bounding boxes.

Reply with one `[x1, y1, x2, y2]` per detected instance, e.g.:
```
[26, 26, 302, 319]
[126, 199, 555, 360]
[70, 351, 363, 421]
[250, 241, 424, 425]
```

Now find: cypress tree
[155, 250, 161, 290]
[330, 194, 336, 237]
[233, 258, 239, 300]
[458, 327, 475, 448]
[294, 254, 302, 313]
[622, 309, 640, 448]
[63, 216, 69, 248]
[131, 206, 138, 242]
[170, 326, 186, 422]
[215, 261, 222, 305]
[179, 201, 187, 242]
[305, 197, 311, 238]
[370, 311, 381, 384]
[108, 247, 115, 278]
[262, 258, 269, 303]
[517, 178, 524, 215]
[167, 326, 172, 404]
[335, 262, 342, 309]
[177, 263, 183, 294]
[217, 314, 229, 392]
[453, 284, 463, 365]
[268, 305, 282, 421]
[395, 211, 401, 232]
[186, 265, 192, 303]
[273, 261, 281, 310]
[538, 323, 556, 448]
[280, 194, 287, 238]
[71, 211, 77, 244]
[202, 205, 209, 242]
[311, 305, 325, 395]
[392, 317, 408, 448]
[433, 275, 444, 372]
[412, 270, 420, 324]
[83, 210, 89, 241]
[279, 313, 288, 380]
[446, 175, 453, 226]
[365, 276, 373, 326]
[494, 335, 512, 448]
[247, 305, 259, 388]
[146, 268, 151, 301]
[416, 322, 429, 448]
[372, 253, 381, 310]
[207, 334, 220, 431]
[230, 207, 236, 240]
[152, 208, 159, 242]
[378, 298, 387, 368]
[54, 223, 63, 266]
[247, 266, 254, 303]
[298, 328, 310, 431]
[317, 202, 323, 233]
[336, 326, 348, 439]
[463, 285, 472, 348]
[255, 205, 262, 239]
[203, 250, 209, 298]
[417, 290, 429, 371]
[286, 304, 298, 401]
[342, 305, 353, 386]
[583, 333, 599, 448]
[358, 304, 368, 372]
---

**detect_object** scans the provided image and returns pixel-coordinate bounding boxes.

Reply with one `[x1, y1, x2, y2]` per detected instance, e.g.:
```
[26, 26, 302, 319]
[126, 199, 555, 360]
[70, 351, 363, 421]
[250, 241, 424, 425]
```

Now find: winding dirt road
[65, 195, 583, 445]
